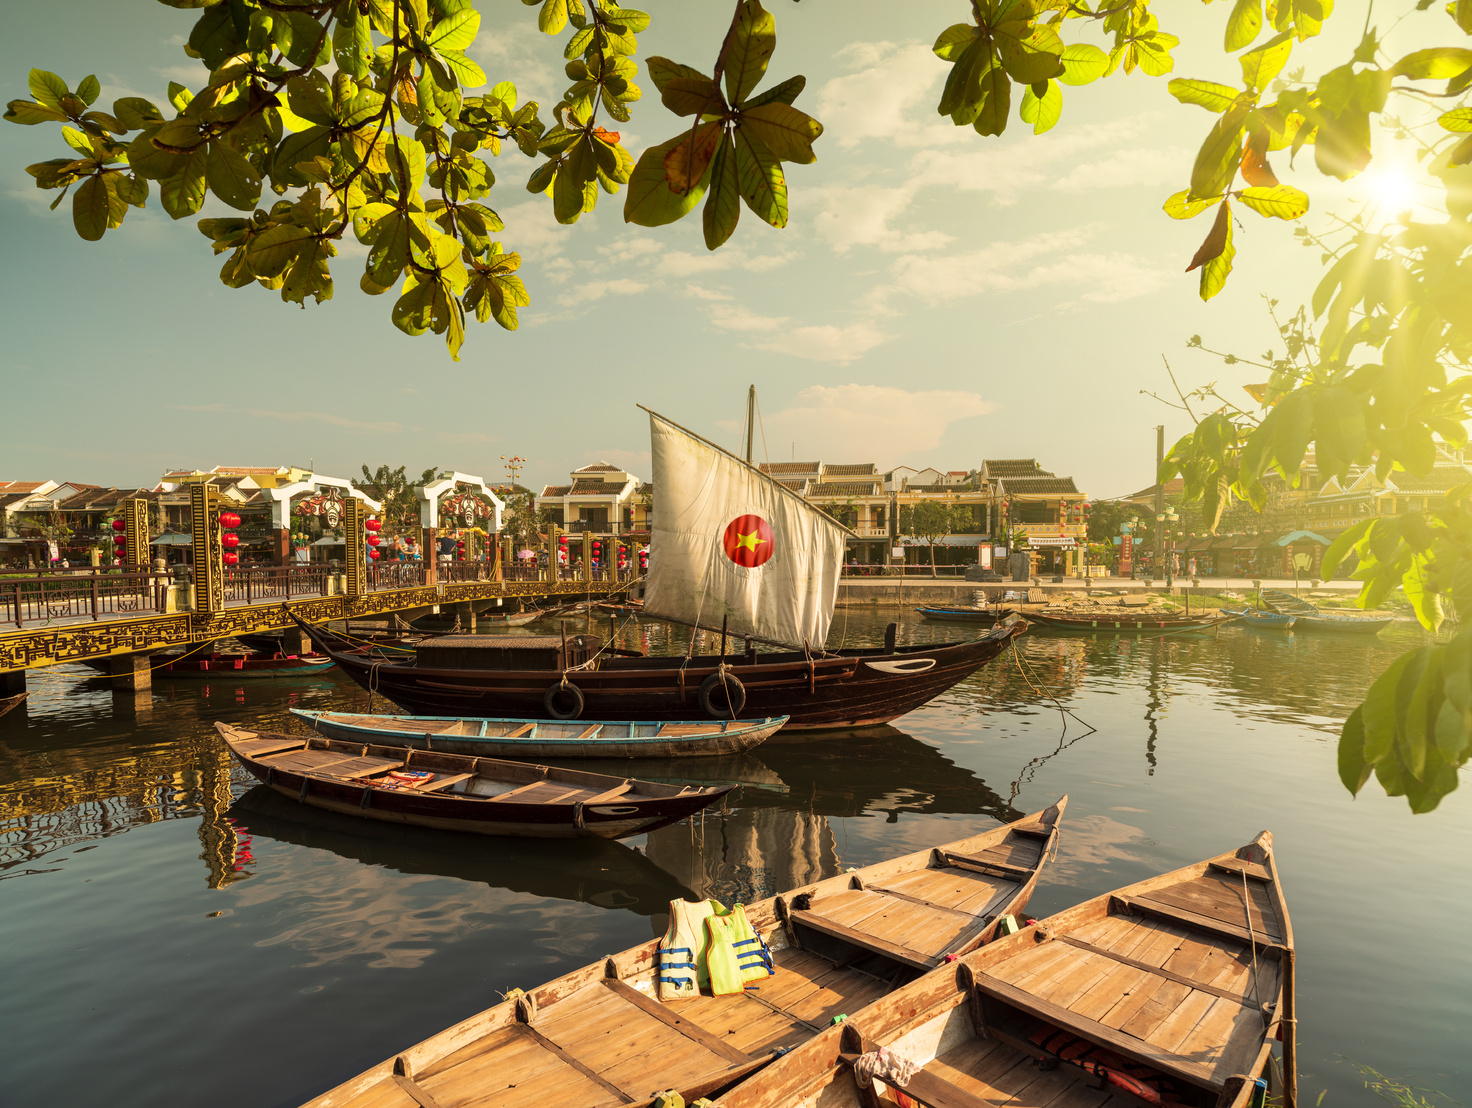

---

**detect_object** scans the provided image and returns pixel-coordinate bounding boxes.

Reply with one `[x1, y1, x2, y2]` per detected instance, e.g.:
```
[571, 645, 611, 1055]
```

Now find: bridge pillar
[281, 627, 313, 655]
[109, 653, 152, 692]
[272, 527, 290, 566]
[453, 601, 477, 631]
[122, 498, 150, 571]
[190, 484, 224, 614]
[344, 498, 365, 599]
[0, 669, 25, 696]
[422, 526, 437, 585]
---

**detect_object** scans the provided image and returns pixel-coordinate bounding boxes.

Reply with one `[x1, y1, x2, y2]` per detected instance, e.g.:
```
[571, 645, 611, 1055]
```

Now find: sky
[0, 0, 1438, 499]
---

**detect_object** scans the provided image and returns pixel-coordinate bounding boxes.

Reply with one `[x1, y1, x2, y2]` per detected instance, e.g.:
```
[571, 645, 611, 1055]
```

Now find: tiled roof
[573, 462, 621, 473]
[776, 479, 809, 493]
[0, 481, 49, 494]
[539, 485, 571, 497]
[1000, 476, 1081, 495]
[211, 466, 282, 475]
[822, 463, 876, 477]
[1123, 478, 1185, 502]
[947, 470, 970, 477]
[1387, 468, 1472, 493]
[984, 459, 1053, 478]
[810, 481, 884, 497]
[905, 484, 981, 493]
[759, 462, 820, 475]
[570, 478, 621, 493]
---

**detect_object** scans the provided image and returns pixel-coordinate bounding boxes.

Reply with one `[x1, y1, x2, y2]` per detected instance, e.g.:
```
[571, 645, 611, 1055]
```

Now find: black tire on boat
[543, 681, 585, 720]
[698, 671, 746, 718]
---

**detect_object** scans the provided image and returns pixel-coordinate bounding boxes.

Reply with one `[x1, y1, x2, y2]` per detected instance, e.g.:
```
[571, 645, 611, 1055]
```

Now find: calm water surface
[2, 610, 1468, 1106]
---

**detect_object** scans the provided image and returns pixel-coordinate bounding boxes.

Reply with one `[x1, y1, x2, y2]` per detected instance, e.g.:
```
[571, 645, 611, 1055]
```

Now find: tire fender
[544, 680, 585, 720]
[698, 669, 746, 717]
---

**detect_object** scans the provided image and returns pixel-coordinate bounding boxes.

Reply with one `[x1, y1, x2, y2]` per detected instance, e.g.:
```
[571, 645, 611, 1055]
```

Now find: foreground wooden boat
[298, 798, 1067, 1108]
[714, 831, 1294, 1108]
[83, 649, 334, 678]
[289, 708, 787, 759]
[0, 691, 26, 719]
[1026, 610, 1227, 634]
[218, 723, 732, 840]
[915, 606, 1017, 624]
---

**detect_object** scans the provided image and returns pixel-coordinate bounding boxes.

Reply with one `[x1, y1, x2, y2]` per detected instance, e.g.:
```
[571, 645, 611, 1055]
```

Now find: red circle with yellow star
[722, 514, 775, 568]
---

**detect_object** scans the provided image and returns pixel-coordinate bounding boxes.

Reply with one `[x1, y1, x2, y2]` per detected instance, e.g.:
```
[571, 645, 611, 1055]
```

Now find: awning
[898, 535, 988, 546]
[150, 532, 192, 546]
[1275, 529, 1333, 547]
[1026, 536, 1077, 548]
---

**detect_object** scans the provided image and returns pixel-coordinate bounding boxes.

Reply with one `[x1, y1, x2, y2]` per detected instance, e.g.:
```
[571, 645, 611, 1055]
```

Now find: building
[982, 459, 1087, 575]
[535, 462, 650, 534]
[0, 482, 159, 567]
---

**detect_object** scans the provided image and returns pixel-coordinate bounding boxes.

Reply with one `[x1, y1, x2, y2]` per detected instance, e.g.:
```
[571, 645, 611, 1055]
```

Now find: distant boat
[0, 692, 26, 719]
[289, 708, 787, 759]
[915, 605, 1016, 623]
[1263, 589, 1392, 633]
[217, 721, 733, 840]
[720, 829, 1295, 1108]
[1025, 609, 1226, 634]
[1222, 606, 1296, 629]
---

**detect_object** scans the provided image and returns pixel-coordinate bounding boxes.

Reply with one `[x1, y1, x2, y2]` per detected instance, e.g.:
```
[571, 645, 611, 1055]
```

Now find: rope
[853, 1047, 917, 1090]
[1242, 866, 1267, 1024]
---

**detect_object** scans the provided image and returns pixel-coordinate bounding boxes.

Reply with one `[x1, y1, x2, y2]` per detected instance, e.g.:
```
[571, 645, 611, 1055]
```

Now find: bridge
[0, 471, 641, 697]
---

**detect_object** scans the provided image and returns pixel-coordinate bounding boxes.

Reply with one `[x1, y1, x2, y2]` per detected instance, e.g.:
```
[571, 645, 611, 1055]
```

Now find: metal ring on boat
[543, 681, 585, 720]
[698, 670, 746, 717]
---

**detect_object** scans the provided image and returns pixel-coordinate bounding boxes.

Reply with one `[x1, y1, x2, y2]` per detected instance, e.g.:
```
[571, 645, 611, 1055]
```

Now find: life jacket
[1029, 1027, 1183, 1106]
[657, 899, 721, 1000]
[704, 903, 773, 996]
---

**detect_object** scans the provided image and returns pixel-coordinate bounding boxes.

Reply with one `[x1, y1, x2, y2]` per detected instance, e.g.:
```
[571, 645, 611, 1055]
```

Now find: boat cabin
[413, 634, 602, 671]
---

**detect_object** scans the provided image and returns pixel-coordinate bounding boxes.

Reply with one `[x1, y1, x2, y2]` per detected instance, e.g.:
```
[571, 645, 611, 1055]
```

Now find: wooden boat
[714, 830, 1294, 1108]
[297, 618, 1025, 730]
[82, 649, 335, 678]
[289, 708, 788, 758]
[1025, 609, 1226, 634]
[1261, 591, 1391, 634]
[236, 628, 421, 654]
[217, 722, 733, 839]
[0, 691, 26, 719]
[916, 606, 1017, 623]
[297, 798, 1067, 1108]
[1222, 607, 1296, 629]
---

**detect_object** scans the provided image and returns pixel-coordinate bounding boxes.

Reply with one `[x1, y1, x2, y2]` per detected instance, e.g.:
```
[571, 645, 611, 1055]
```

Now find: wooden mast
[745, 384, 756, 466]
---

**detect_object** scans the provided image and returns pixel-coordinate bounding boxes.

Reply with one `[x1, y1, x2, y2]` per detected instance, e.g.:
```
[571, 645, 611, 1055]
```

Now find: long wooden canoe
[1026, 610, 1227, 634]
[298, 798, 1067, 1108]
[0, 691, 26, 719]
[712, 831, 1295, 1108]
[915, 607, 1017, 624]
[217, 723, 732, 840]
[83, 650, 335, 679]
[289, 708, 787, 759]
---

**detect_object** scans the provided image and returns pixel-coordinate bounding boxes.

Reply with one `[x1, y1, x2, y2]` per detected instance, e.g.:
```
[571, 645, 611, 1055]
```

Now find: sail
[643, 411, 850, 648]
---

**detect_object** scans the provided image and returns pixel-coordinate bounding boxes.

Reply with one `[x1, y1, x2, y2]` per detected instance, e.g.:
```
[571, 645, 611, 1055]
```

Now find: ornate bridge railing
[220, 566, 331, 605]
[1, 571, 171, 629]
[367, 562, 428, 590]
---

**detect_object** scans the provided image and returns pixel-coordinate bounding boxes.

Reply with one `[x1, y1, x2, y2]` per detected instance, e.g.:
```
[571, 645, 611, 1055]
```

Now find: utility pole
[745, 385, 756, 466]
[1154, 424, 1165, 582]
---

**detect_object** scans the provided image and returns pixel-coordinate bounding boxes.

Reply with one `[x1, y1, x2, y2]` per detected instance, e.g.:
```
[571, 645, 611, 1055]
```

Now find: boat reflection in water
[228, 784, 697, 920]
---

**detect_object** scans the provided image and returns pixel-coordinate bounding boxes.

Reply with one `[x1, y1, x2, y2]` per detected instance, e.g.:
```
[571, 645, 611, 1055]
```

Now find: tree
[356, 464, 442, 532]
[8, 0, 1470, 360]
[499, 486, 553, 554]
[899, 500, 973, 575]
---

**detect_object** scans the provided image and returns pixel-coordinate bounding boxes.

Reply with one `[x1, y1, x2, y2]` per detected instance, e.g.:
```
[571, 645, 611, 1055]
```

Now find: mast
[745, 385, 755, 466]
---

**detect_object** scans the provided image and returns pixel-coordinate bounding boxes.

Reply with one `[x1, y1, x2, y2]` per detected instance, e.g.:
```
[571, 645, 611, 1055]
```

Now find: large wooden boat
[298, 799, 1067, 1108]
[916, 606, 1016, 624]
[217, 722, 733, 840]
[289, 708, 787, 758]
[82, 649, 335, 679]
[297, 621, 1026, 730]
[713, 830, 1294, 1108]
[0, 691, 26, 719]
[1025, 609, 1226, 634]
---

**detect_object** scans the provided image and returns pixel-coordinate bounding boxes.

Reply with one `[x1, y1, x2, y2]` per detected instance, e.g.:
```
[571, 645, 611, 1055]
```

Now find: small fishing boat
[289, 708, 787, 758]
[1222, 607, 1296, 629]
[217, 722, 733, 839]
[1025, 609, 1226, 634]
[714, 830, 1295, 1108]
[1262, 589, 1393, 634]
[296, 799, 1067, 1108]
[916, 606, 1016, 623]
[0, 691, 26, 719]
[82, 649, 335, 679]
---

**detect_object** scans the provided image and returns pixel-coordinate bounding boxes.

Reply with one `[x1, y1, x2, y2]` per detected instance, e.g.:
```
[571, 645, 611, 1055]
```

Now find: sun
[1364, 164, 1419, 214]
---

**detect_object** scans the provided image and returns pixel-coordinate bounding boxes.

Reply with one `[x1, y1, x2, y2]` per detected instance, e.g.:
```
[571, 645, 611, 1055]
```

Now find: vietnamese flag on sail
[723, 515, 775, 568]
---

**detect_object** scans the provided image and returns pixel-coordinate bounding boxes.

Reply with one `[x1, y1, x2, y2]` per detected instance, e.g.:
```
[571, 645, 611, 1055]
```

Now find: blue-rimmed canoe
[916, 605, 1017, 623]
[82, 649, 335, 679]
[1222, 607, 1296, 629]
[290, 707, 787, 759]
[1025, 610, 1227, 634]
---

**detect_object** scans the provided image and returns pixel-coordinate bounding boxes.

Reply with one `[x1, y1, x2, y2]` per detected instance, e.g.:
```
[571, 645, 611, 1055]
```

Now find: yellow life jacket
[657, 899, 721, 1000]
[704, 903, 773, 996]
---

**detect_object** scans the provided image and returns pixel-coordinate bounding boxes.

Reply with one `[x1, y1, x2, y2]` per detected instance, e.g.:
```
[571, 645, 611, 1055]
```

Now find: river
[1, 610, 1467, 1106]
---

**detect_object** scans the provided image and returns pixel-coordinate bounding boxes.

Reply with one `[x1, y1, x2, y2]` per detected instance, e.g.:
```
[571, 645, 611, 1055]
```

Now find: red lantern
[223, 551, 239, 566]
[219, 511, 241, 529]
[113, 533, 126, 546]
[221, 533, 240, 549]
[369, 548, 380, 560]
[111, 519, 126, 532]
[367, 534, 381, 547]
[365, 518, 381, 532]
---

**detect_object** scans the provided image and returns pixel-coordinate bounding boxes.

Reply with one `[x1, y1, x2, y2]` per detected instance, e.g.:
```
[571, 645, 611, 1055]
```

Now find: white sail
[642, 411, 850, 648]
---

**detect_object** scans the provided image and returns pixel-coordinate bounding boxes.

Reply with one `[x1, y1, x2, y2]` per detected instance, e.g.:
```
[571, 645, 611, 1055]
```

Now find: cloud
[889, 226, 1168, 304]
[755, 384, 995, 463]
[560, 278, 648, 306]
[169, 404, 416, 434]
[811, 184, 956, 255]
[466, 21, 561, 107]
[703, 302, 892, 364]
[681, 284, 732, 302]
[817, 43, 947, 150]
[580, 449, 651, 475]
[654, 245, 797, 279]
[498, 199, 572, 259]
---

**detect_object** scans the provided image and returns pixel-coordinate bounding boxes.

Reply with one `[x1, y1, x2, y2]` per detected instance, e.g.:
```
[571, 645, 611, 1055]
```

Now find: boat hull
[1223, 607, 1296, 629]
[1026, 611, 1225, 634]
[310, 625, 1025, 730]
[914, 606, 1013, 623]
[290, 709, 786, 758]
[0, 692, 26, 719]
[1292, 614, 1392, 633]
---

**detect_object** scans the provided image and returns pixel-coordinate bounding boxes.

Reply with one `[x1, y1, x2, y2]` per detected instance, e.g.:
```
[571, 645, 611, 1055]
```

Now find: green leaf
[623, 133, 710, 226]
[206, 141, 261, 210]
[1238, 184, 1309, 218]
[4, 100, 68, 125]
[439, 49, 487, 89]
[1057, 43, 1108, 86]
[740, 102, 821, 163]
[1189, 109, 1246, 200]
[661, 76, 723, 117]
[1390, 48, 1472, 79]
[933, 23, 979, 62]
[1240, 30, 1293, 89]
[607, 7, 651, 33]
[1225, 0, 1263, 51]
[972, 54, 1012, 136]
[1362, 650, 1419, 762]
[740, 74, 806, 110]
[159, 147, 208, 218]
[72, 175, 109, 240]
[114, 97, 163, 130]
[996, 21, 1065, 84]
[1311, 386, 1366, 478]
[1440, 108, 1472, 133]
[280, 11, 331, 68]
[538, 0, 568, 34]
[1196, 200, 1235, 300]
[1320, 519, 1373, 579]
[28, 70, 70, 113]
[646, 57, 709, 94]
[1162, 190, 1222, 219]
[246, 224, 313, 278]
[1018, 80, 1061, 135]
[722, 0, 777, 105]
[1338, 706, 1371, 793]
[1132, 30, 1179, 77]
[75, 75, 101, 107]
[732, 127, 786, 227]
[428, 7, 480, 50]
[1168, 79, 1239, 113]
[702, 134, 740, 250]
[152, 117, 207, 151]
